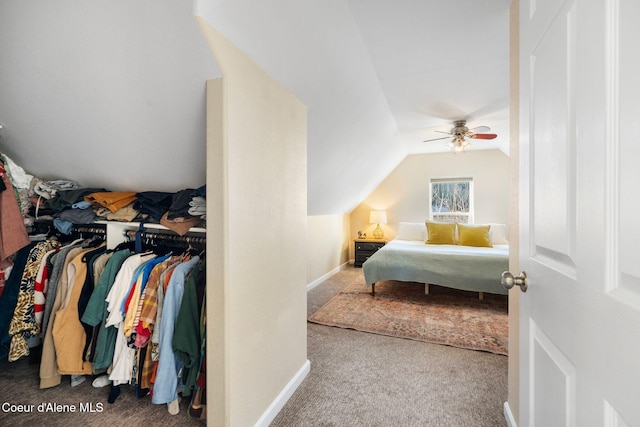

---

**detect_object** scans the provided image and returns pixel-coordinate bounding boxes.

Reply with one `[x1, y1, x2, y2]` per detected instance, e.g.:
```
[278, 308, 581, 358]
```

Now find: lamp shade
[369, 210, 387, 225]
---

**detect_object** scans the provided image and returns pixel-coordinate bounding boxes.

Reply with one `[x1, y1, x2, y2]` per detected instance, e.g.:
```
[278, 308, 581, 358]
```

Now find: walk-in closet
[0, 3, 308, 426]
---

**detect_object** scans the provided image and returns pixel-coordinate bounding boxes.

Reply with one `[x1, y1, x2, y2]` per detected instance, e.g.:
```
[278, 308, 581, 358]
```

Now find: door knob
[501, 271, 528, 292]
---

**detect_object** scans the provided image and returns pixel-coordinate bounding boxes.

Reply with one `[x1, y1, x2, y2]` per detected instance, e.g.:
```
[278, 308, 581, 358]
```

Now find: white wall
[200, 20, 308, 427]
[307, 215, 351, 286]
[350, 149, 510, 251]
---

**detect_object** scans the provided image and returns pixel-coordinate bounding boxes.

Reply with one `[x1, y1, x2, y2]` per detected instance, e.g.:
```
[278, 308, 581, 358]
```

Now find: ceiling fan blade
[469, 125, 490, 133]
[434, 130, 451, 135]
[472, 133, 498, 140]
[423, 135, 452, 142]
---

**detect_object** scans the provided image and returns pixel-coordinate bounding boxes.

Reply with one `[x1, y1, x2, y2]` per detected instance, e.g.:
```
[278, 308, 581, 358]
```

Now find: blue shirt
[151, 256, 199, 404]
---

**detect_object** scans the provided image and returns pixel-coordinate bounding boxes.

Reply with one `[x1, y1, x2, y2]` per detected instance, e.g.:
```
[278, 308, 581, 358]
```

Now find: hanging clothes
[137, 256, 184, 390]
[0, 218, 207, 420]
[81, 249, 132, 372]
[79, 250, 113, 361]
[39, 240, 84, 340]
[0, 160, 30, 269]
[40, 245, 93, 388]
[122, 254, 170, 337]
[173, 259, 206, 397]
[0, 243, 36, 360]
[106, 252, 157, 386]
[33, 248, 58, 336]
[0, 153, 36, 226]
[152, 255, 200, 405]
[134, 255, 182, 347]
[7, 239, 62, 361]
[52, 245, 106, 374]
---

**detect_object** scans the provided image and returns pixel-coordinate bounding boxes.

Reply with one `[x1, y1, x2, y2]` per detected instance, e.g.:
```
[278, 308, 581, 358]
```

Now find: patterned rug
[308, 278, 508, 355]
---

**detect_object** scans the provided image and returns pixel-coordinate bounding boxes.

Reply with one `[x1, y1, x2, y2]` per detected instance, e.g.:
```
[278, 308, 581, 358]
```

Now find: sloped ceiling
[0, 0, 511, 216]
[347, 0, 511, 155]
[0, 1, 217, 194]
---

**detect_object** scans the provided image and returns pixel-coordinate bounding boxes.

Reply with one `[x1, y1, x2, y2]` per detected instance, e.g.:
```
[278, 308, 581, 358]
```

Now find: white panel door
[519, 0, 640, 426]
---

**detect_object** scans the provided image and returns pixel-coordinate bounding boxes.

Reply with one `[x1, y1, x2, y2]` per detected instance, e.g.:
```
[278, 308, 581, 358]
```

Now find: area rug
[308, 278, 508, 355]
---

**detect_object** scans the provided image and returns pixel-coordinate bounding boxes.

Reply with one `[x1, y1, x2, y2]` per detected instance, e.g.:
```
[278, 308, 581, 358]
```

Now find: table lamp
[369, 210, 387, 239]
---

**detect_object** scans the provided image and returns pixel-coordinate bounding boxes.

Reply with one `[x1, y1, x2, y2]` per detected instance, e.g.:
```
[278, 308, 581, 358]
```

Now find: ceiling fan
[423, 120, 497, 153]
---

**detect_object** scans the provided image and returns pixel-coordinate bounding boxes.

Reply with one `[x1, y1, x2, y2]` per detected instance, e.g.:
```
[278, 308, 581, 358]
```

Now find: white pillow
[488, 223, 509, 244]
[396, 222, 427, 241]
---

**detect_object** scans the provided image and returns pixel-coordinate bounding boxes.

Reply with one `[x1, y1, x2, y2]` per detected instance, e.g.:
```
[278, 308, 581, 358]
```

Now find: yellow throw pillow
[425, 221, 456, 245]
[457, 224, 493, 247]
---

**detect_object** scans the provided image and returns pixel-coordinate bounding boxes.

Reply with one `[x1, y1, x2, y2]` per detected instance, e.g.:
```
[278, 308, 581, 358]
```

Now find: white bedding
[362, 239, 509, 295]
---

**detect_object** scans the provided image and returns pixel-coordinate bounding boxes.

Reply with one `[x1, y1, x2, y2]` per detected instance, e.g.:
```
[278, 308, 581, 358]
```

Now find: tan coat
[39, 247, 90, 388]
[53, 247, 105, 375]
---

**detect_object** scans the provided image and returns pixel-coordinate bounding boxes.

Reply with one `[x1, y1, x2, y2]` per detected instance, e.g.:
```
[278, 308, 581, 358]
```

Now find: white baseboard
[504, 401, 518, 427]
[254, 359, 311, 427]
[307, 261, 350, 291]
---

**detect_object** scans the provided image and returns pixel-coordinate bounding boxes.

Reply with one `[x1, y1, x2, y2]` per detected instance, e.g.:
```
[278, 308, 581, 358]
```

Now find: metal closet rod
[72, 224, 107, 235]
[124, 229, 206, 245]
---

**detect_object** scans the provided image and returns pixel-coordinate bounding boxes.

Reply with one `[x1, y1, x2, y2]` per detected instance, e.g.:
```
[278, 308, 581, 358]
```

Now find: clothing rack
[64, 223, 107, 244]
[72, 224, 107, 236]
[124, 229, 206, 249]
[28, 220, 107, 242]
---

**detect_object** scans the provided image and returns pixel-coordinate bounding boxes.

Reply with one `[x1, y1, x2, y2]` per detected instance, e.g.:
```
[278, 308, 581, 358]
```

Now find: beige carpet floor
[271, 267, 508, 427]
[0, 355, 203, 426]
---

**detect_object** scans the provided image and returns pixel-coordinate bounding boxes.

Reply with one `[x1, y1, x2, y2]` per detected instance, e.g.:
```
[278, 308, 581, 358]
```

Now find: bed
[362, 222, 509, 296]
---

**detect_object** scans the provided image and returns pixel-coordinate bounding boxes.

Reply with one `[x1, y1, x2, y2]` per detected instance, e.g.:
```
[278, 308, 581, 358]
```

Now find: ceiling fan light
[445, 135, 469, 154]
[423, 120, 496, 154]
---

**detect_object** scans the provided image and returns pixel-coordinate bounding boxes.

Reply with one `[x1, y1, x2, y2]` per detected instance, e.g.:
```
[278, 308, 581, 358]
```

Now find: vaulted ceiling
[0, 0, 511, 215]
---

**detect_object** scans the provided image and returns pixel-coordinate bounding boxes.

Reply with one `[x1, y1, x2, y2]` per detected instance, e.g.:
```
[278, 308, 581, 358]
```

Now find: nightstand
[354, 239, 386, 267]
